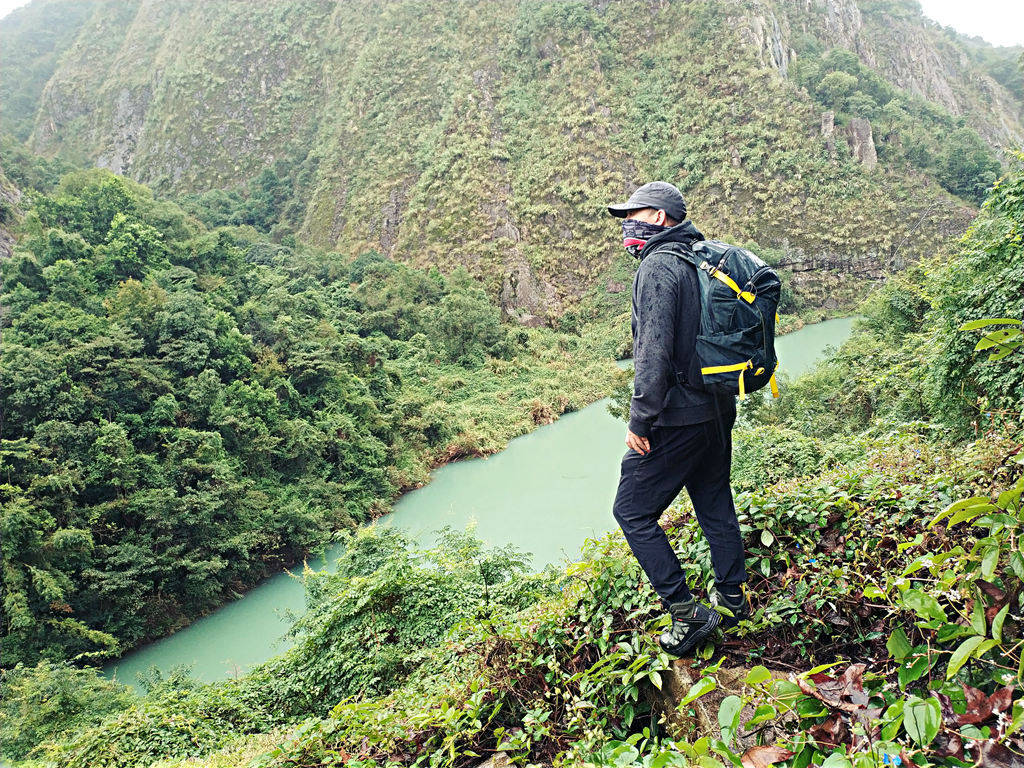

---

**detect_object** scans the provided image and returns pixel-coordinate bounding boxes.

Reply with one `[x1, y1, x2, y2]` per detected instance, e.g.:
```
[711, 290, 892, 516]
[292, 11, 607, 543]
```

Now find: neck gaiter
[622, 218, 669, 258]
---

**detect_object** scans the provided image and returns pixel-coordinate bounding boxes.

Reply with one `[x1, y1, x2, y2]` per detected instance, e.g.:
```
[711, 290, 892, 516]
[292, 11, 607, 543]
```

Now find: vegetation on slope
[3, 155, 1021, 768]
[0, 0, 99, 142]
[0, 168, 623, 669]
[2, 0, 1005, 313]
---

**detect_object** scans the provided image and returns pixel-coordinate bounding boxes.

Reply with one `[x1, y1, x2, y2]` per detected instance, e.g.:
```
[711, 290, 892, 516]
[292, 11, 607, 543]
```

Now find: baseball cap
[606, 181, 687, 222]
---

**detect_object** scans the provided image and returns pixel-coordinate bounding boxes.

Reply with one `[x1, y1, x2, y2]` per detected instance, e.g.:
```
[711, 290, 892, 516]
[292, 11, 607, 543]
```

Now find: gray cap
[607, 181, 687, 222]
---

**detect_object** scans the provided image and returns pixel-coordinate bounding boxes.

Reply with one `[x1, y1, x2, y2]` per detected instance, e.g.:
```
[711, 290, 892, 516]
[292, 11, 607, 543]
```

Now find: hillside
[3, 0, 1020, 320]
[3, 152, 1021, 768]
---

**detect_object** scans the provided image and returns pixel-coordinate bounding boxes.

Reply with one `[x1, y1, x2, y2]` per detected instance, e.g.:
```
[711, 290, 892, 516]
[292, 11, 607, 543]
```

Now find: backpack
[672, 240, 782, 400]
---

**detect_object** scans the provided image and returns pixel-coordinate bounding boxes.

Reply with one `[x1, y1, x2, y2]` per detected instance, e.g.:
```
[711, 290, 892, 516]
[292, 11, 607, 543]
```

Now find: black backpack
[673, 240, 782, 400]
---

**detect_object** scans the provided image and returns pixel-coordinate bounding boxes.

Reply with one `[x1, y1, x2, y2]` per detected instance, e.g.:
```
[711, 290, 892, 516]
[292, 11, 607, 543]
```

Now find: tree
[936, 127, 1001, 204]
[816, 71, 858, 113]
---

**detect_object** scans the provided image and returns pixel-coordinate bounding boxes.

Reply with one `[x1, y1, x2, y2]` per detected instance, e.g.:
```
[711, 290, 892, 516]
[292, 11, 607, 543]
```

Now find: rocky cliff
[3, 0, 1020, 318]
[738, 0, 1023, 153]
[0, 167, 22, 261]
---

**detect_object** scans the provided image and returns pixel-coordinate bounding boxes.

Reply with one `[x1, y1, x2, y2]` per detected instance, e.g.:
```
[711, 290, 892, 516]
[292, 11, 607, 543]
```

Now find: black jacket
[627, 220, 737, 438]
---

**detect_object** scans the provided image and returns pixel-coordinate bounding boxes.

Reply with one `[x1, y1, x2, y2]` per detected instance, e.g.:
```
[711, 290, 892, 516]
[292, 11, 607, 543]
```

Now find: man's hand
[626, 429, 650, 455]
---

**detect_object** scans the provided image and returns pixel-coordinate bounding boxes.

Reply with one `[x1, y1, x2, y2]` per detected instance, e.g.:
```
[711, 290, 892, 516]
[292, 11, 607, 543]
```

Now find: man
[606, 181, 749, 657]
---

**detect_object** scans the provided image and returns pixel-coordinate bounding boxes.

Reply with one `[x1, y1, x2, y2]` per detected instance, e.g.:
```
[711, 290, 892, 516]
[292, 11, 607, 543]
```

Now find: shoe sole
[658, 610, 721, 656]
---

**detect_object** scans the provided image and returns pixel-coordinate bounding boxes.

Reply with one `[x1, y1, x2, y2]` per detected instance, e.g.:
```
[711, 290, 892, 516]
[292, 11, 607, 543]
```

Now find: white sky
[0, 0, 1021, 46]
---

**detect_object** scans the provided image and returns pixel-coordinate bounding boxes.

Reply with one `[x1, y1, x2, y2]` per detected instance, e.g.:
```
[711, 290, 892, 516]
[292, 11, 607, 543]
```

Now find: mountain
[2, 0, 1020, 321]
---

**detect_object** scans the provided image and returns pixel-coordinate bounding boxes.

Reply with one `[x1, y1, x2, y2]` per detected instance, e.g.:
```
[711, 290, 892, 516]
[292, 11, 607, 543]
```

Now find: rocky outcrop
[845, 117, 877, 168]
[773, 0, 1023, 154]
[0, 166, 22, 261]
[96, 85, 153, 176]
[737, 2, 793, 77]
[821, 110, 836, 154]
[500, 261, 560, 326]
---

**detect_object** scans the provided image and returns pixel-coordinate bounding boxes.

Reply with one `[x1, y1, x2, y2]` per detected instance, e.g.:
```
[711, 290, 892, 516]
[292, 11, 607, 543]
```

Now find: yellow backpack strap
[700, 361, 750, 374]
[710, 270, 756, 303]
[701, 360, 753, 400]
[769, 359, 780, 398]
[700, 261, 756, 303]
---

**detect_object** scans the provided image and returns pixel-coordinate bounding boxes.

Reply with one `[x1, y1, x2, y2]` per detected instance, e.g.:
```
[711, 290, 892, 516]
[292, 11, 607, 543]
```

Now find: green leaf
[748, 703, 777, 725]
[948, 503, 996, 527]
[930, 496, 993, 526]
[997, 485, 1024, 511]
[770, 679, 803, 709]
[648, 670, 663, 690]
[959, 318, 1020, 330]
[1008, 702, 1024, 738]
[718, 695, 743, 745]
[901, 589, 947, 622]
[993, 603, 1011, 642]
[679, 675, 716, 705]
[611, 743, 640, 767]
[970, 599, 987, 636]
[761, 529, 775, 546]
[746, 665, 772, 685]
[898, 651, 931, 689]
[881, 699, 905, 741]
[1011, 551, 1024, 581]
[981, 546, 1000, 580]
[974, 328, 1020, 350]
[863, 584, 887, 600]
[886, 628, 912, 661]
[805, 660, 846, 675]
[903, 695, 941, 746]
[973, 639, 999, 658]
[820, 754, 852, 768]
[946, 636, 987, 679]
[987, 344, 1018, 361]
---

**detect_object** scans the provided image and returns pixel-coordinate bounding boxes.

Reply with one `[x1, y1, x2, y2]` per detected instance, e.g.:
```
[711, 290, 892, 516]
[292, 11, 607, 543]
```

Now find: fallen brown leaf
[740, 745, 794, 768]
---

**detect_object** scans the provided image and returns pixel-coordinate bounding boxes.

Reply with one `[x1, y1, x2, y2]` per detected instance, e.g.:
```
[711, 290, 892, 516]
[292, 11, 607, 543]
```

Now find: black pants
[612, 412, 745, 611]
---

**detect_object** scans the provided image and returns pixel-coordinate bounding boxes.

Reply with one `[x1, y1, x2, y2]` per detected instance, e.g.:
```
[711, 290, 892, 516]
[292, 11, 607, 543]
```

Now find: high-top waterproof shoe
[711, 586, 750, 630]
[658, 598, 721, 656]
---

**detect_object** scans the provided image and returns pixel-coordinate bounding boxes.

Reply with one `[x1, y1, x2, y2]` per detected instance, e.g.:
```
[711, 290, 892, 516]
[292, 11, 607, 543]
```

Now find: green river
[105, 316, 858, 688]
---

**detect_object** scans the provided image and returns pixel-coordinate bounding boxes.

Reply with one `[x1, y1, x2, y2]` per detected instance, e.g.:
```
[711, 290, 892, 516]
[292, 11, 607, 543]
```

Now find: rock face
[820, 110, 836, 154]
[737, 2, 792, 77]
[500, 261, 560, 326]
[774, 0, 1023, 154]
[0, 166, 22, 261]
[845, 117, 877, 168]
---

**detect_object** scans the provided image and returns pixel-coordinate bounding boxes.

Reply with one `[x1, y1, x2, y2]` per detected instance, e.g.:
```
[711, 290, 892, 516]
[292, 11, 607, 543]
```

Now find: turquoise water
[105, 315, 859, 687]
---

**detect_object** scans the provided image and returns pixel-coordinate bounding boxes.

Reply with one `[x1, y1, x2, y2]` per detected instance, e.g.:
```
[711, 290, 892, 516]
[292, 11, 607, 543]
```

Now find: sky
[0, 0, 1022, 46]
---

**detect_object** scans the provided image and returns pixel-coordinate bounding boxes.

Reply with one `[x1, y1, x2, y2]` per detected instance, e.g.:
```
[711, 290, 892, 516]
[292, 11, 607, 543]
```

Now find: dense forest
[0, 166, 624, 668]
[1, 0, 1023, 766]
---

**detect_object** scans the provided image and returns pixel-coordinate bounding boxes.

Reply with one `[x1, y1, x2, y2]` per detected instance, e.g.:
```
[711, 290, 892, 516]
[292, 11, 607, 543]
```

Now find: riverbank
[101, 315, 859, 687]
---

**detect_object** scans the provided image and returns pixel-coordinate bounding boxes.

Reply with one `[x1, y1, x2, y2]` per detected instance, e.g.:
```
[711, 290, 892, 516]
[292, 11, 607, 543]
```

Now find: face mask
[622, 218, 669, 257]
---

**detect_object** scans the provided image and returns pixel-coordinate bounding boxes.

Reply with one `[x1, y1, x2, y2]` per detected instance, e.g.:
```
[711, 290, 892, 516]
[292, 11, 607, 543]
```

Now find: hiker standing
[607, 181, 750, 657]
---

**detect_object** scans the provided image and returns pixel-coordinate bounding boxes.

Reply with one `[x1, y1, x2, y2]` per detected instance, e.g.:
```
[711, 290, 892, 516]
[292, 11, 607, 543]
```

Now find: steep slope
[0, 0, 99, 141]
[6, 0, 1021, 318]
[742, 0, 1024, 152]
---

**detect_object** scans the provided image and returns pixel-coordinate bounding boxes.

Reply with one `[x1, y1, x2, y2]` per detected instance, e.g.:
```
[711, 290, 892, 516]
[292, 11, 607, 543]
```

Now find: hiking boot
[712, 586, 750, 631]
[658, 598, 720, 657]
